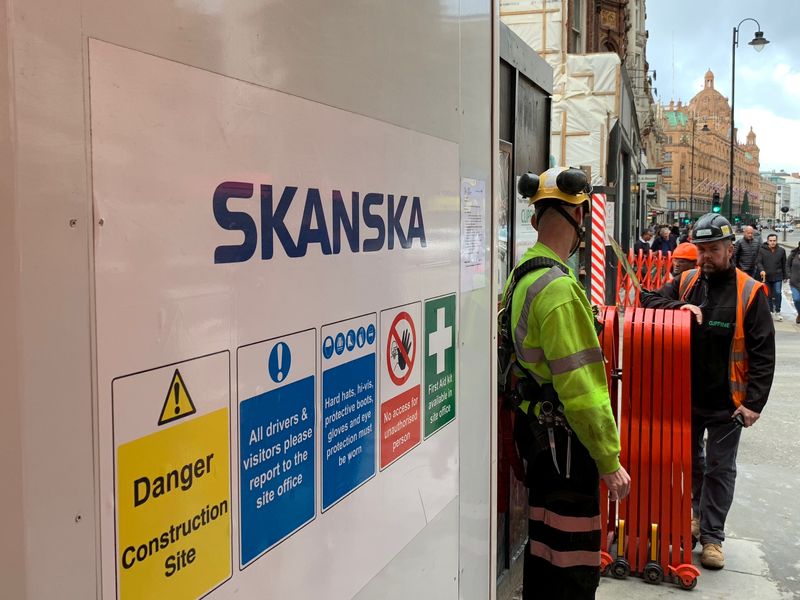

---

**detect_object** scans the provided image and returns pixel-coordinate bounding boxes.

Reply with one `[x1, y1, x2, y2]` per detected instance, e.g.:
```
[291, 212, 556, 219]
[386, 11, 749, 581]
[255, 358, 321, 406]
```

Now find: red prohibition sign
[386, 311, 417, 386]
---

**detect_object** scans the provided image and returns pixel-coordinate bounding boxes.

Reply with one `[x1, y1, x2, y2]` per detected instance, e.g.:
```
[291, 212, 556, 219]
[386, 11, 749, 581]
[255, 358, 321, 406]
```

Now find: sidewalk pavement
[597, 295, 799, 599]
[597, 536, 793, 599]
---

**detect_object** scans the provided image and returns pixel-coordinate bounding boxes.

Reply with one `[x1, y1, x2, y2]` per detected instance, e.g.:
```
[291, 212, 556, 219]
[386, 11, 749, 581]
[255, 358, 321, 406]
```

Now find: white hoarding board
[90, 40, 460, 599]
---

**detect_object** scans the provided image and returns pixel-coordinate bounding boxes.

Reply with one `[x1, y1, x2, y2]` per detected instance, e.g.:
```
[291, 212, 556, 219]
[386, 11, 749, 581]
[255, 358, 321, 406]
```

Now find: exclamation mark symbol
[275, 344, 284, 382]
[158, 370, 196, 426]
[268, 341, 292, 384]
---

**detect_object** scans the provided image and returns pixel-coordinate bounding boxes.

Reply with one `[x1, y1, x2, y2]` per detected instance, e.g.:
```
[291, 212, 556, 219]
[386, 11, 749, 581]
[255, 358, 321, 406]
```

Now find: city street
[598, 293, 800, 599]
[774, 228, 800, 249]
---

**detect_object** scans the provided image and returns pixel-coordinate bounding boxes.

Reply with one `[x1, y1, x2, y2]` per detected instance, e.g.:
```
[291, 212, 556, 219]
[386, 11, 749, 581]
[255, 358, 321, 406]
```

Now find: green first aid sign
[424, 294, 456, 437]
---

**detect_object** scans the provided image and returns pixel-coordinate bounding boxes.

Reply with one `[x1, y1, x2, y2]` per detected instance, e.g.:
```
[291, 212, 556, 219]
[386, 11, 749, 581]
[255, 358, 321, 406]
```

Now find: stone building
[500, 0, 656, 248]
[659, 70, 761, 222]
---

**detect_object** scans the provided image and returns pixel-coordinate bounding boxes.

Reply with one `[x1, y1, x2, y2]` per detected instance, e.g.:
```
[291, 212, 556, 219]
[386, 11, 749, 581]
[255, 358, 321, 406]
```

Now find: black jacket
[651, 234, 677, 255]
[789, 248, 800, 290]
[758, 243, 787, 281]
[633, 238, 651, 255]
[733, 237, 761, 274]
[640, 267, 775, 414]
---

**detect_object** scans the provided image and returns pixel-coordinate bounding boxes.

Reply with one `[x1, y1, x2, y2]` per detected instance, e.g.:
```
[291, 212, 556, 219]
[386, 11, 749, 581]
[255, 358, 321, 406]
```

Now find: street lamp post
[689, 120, 709, 220]
[690, 122, 696, 220]
[689, 116, 711, 219]
[729, 18, 769, 222]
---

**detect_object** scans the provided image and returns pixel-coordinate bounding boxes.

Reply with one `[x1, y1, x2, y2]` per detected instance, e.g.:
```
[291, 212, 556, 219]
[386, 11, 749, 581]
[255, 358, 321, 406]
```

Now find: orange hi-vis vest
[678, 268, 768, 407]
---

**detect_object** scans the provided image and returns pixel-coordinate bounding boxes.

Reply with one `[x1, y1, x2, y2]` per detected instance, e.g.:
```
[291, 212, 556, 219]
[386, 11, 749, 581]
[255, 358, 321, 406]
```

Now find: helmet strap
[554, 204, 585, 256]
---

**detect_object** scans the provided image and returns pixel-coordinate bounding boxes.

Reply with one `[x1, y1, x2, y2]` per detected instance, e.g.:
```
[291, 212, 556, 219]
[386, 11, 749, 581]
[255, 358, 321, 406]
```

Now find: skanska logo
[213, 182, 427, 263]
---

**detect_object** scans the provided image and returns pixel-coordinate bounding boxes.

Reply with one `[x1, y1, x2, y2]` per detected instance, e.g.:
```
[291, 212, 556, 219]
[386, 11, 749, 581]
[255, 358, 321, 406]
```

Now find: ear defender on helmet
[525, 166, 591, 206]
[556, 168, 592, 196]
[517, 172, 540, 199]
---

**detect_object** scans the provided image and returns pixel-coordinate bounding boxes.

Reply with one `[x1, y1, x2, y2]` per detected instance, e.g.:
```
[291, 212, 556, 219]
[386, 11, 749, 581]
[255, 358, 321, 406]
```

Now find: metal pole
[729, 26, 737, 222]
[690, 119, 696, 220]
[783, 210, 787, 243]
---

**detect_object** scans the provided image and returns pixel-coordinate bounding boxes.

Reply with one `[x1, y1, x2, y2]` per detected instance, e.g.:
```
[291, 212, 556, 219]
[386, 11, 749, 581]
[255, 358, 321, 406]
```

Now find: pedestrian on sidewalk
[651, 226, 677, 255]
[638, 213, 775, 571]
[758, 234, 788, 321]
[788, 241, 800, 324]
[633, 229, 653, 255]
[508, 167, 630, 599]
[733, 225, 761, 278]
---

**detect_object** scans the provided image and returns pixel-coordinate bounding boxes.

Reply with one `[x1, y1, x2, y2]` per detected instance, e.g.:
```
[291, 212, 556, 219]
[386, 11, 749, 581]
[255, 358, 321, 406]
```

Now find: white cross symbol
[428, 307, 453, 374]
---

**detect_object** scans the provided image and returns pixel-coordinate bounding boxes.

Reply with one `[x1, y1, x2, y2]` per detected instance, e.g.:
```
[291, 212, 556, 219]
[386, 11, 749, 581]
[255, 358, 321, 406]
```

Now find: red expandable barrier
[603, 308, 700, 590]
[615, 250, 674, 308]
[597, 305, 620, 571]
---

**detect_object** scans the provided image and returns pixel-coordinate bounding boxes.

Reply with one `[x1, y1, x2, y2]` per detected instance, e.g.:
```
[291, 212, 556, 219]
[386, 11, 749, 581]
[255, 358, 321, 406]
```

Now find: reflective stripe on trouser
[691, 410, 741, 545]
[520, 423, 600, 600]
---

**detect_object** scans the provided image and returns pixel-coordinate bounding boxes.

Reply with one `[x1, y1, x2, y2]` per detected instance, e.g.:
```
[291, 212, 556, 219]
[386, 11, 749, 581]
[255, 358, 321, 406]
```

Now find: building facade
[659, 70, 761, 222]
[759, 177, 778, 224]
[761, 171, 800, 223]
[500, 0, 651, 249]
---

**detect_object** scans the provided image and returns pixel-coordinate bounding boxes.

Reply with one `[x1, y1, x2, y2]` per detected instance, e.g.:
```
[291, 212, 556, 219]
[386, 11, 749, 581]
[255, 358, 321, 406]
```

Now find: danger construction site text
[120, 499, 228, 573]
[133, 453, 215, 508]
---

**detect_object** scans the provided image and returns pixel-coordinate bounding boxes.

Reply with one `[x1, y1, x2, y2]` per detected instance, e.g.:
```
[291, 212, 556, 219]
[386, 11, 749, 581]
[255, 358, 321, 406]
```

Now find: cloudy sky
[646, 0, 798, 173]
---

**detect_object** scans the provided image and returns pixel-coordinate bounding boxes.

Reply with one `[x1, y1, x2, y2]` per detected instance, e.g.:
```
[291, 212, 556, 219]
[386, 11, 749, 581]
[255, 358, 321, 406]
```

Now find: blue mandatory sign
[322, 353, 376, 510]
[356, 327, 366, 348]
[346, 329, 356, 351]
[268, 342, 291, 383]
[322, 336, 334, 360]
[335, 332, 346, 355]
[239, 375, 315, 566]
[366, 324, 376, 345]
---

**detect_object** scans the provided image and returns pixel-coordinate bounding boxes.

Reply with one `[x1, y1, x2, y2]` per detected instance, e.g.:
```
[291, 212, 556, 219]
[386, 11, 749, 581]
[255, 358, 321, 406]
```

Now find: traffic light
[712, 191, 721, 213]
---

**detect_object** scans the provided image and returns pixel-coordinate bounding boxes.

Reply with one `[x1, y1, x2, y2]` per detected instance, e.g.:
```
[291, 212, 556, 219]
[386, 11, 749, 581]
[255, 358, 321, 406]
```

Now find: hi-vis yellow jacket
[504, 242, 621, 475]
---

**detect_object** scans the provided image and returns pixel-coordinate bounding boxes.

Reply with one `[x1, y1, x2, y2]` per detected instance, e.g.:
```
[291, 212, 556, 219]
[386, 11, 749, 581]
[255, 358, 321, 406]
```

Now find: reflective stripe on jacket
[504, 243, 621, 475]
[678, 267, 767, 407]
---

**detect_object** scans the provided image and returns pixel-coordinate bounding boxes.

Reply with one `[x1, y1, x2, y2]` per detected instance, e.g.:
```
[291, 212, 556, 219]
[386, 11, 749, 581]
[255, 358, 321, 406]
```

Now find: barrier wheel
[643, 563, 664, 584]
[600, 551, 614, 577]
[610, 558, 630, 580]
[678, 576, 698, 591]
[669, 564, 701, 591]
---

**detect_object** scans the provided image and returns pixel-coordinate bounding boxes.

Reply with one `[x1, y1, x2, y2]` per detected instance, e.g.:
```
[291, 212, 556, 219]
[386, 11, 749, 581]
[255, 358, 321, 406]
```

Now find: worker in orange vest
[670, 242, 698, 278]
[639, 213, 775, 570]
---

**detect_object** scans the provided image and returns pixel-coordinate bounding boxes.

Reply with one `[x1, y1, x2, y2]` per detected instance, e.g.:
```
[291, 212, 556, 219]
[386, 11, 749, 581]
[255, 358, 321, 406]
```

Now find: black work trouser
[691, 410, 742, 545]
[516, 417, 601, 600]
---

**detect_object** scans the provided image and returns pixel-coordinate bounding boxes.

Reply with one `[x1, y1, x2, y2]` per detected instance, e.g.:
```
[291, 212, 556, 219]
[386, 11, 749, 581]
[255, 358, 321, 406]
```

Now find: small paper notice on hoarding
[460, 178, 486, 292]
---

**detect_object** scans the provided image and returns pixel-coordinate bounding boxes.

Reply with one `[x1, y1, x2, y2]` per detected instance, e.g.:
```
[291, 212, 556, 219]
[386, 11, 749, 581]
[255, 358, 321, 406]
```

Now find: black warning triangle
[158, 369, 197, 426]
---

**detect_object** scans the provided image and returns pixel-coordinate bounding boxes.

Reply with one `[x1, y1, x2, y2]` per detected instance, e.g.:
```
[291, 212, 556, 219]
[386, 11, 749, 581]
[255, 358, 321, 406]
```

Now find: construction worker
[671, 242, 698, 278]
[639, 213, 775, 570]
[506, 167, 630, 599]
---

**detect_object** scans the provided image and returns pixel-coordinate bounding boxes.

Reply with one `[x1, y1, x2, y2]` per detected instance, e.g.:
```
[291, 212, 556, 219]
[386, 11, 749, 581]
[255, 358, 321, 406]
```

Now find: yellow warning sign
[158, 369, 197, 426]
[117, 407, 231, 599]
